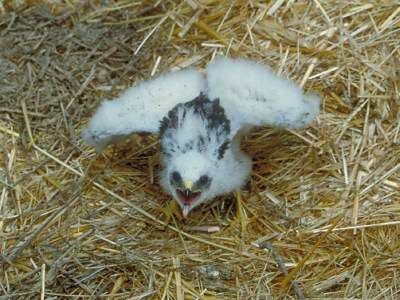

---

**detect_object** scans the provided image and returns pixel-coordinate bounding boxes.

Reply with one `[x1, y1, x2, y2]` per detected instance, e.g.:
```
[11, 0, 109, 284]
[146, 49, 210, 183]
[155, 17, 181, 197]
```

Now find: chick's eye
[171, 171, 182, 183]
[198, 175, 210, 187]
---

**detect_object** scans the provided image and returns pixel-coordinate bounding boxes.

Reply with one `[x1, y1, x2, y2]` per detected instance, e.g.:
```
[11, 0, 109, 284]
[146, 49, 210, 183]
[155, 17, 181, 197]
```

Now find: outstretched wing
[206, 57, 320, 136]
[82, 68, 206, 151]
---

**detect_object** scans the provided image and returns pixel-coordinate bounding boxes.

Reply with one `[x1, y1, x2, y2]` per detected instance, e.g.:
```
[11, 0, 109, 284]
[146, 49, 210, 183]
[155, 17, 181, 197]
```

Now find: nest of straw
[1, 1, 399, 299]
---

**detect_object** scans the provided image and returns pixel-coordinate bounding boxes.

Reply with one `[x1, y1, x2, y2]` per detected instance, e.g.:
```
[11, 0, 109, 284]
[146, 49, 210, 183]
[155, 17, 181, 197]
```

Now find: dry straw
[0, 0, 399, 299]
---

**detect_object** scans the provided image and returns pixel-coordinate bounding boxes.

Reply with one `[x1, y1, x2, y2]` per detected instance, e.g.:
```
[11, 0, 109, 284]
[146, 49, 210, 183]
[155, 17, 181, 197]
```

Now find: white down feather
[206, 57, 320, 135]
[82, 68, 206, 151]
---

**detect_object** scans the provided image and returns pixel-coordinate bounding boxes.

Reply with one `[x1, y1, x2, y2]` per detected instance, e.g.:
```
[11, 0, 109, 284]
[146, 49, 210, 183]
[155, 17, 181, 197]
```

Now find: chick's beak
[181, 180, 194, 219]
[183, 189, 191, 198]
[184, 180, 193, 190]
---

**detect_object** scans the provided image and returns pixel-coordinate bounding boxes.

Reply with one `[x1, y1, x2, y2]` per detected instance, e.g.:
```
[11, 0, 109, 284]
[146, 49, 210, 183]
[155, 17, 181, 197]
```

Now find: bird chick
[82, 57, 320, 218]
[159, 94, 251, 217]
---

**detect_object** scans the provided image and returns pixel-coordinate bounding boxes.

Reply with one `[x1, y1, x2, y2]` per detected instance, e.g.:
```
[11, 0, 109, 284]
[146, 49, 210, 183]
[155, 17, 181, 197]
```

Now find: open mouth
[176, 189, 201, 205]
[176, 189, 201, 217]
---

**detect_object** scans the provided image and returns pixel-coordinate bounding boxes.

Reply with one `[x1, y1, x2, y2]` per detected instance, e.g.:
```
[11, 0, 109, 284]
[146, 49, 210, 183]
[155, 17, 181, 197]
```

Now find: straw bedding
[0, 1, 399, 299]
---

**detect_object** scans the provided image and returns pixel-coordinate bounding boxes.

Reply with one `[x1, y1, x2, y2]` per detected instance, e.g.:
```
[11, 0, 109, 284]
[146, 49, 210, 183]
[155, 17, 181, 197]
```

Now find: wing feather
[206, 57, 320, 136]
[82, 68, 206, 151]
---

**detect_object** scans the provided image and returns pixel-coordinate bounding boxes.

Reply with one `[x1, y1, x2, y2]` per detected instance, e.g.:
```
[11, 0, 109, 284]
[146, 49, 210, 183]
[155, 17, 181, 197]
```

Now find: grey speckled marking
[160, 93, 231, 160]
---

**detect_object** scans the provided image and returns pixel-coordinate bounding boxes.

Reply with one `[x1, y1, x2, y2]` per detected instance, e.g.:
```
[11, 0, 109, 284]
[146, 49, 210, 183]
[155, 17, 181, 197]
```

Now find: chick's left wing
[206, 57, 320, 137]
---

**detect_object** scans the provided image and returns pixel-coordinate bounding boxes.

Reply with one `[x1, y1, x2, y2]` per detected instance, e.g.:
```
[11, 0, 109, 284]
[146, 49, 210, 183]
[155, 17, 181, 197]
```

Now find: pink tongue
[182, 205, 190, 218]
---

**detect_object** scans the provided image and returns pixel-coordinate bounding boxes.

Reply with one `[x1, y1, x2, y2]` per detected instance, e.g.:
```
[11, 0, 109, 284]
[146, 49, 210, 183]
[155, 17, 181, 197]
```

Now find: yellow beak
[183, 180, 193, 190]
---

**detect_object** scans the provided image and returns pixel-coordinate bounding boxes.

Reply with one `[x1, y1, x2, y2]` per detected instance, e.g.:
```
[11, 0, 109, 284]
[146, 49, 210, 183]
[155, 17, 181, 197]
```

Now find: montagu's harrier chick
[83, 57, 320, 218]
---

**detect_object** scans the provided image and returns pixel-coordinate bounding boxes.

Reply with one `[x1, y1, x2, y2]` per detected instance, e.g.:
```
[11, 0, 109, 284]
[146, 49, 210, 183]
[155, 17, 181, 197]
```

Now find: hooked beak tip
[183, 189, 191, 197]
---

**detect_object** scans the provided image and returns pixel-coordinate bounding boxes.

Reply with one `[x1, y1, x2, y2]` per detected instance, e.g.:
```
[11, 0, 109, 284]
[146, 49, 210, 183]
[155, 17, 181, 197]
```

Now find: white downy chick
[83, 57, 320, 218]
